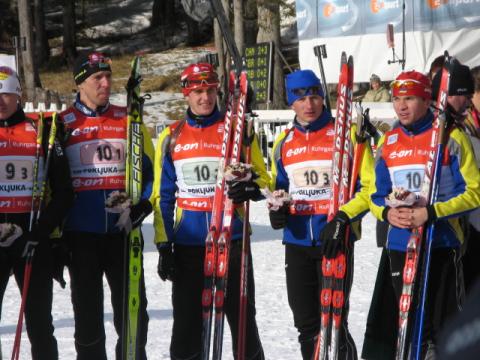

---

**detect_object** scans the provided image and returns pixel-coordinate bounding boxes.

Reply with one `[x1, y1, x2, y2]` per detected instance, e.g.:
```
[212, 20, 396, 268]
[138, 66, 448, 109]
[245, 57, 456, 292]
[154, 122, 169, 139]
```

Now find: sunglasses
[81, 52, 112, 68]
[182, 73, 219, 89]
[390, 79, 426, 89]
[291, 86, 322, 97]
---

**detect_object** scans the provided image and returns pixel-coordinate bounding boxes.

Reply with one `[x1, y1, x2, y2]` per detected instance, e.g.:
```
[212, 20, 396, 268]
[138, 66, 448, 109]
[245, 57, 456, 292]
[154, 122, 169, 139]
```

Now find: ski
[202, 70, 237, 360]
[395, 51, 451, 360]
[200, 0, 249, 358]
[124, 56, 145, 360]
[211, 70, 249, 360]
[314, 52, 354, 360]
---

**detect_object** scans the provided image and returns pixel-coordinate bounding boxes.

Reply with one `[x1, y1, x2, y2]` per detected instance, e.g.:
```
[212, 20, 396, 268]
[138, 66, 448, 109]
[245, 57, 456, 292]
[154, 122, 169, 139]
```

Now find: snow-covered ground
[0, 201, 381, 359]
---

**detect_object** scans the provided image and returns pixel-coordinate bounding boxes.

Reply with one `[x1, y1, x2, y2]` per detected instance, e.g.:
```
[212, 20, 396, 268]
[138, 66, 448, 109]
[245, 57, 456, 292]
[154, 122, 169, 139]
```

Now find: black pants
[285, 243, 358, 360]
[463, 224, 480, 295]
[0, 234, 58, 360]
[389, 248, 462, 356]
[361, 248, 397, 360]
[66, 231, 149, 360]
[170, 242, 264, 360]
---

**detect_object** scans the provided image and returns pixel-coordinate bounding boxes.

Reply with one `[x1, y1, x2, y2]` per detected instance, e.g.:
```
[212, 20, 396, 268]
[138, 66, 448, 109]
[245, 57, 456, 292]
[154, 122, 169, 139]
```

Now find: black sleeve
[36, 119, 75, 238]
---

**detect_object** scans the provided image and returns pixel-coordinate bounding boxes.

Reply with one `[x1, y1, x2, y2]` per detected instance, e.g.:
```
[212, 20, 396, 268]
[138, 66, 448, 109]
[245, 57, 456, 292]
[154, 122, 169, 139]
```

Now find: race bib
[175, 157, 219, 201]
[181, 160, 218, 186]
[390, 164, 425, 193]
[67, 139, 126, 191]
[285, 160, 332, 201]
[0, 155, 44, 212]
[292, 166, 331, 189]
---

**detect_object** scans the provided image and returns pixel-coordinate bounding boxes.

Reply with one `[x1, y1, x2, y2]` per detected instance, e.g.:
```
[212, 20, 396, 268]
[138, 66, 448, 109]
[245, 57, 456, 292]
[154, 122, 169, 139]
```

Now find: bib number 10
[406, 172, 422, 191]
[393, 168, 424, 192]
[182, 161, 218, 185]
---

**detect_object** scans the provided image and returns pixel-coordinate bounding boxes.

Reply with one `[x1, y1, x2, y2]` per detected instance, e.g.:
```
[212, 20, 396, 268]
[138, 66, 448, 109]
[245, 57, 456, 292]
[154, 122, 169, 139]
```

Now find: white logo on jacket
[63, 112, 76, 124]
[387, 133, 398, 145]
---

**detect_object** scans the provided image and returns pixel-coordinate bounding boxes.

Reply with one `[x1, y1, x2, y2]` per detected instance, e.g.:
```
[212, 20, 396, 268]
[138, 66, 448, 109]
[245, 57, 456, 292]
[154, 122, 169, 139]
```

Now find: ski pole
[237, 115, 254, 360]
[313, 45, 331, 113]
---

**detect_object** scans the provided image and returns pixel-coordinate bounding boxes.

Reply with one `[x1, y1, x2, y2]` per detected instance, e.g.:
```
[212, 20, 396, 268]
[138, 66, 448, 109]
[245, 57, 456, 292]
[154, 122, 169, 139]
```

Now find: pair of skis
[12, 113, 58, 360]
[395, 52, 451, 360]
[201, 69, 250, 360]
[123, 56, 146, 360]
[314, 52, 355, 360]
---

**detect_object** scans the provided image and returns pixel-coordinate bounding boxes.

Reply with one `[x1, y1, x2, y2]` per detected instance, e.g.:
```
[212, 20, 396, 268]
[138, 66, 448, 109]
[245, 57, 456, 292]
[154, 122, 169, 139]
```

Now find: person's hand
[227, 180, 261, 204]
[385, 206, 429, 229]
[269, 204, 289, 230]
[115, 199, 153, 233]
[21, 230, 39, 258]
[51, 240, 70, 289]
[157, 244, 175, 281]
[320, 211, 349, 259]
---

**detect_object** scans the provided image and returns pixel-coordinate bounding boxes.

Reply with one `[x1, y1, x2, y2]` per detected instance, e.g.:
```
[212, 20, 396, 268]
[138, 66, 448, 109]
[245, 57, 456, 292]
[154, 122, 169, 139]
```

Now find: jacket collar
[400, 110, 434, 135]
[186, 106, 222, 128]
[74, 93, 110, 117]
[0, 106, 26, 127]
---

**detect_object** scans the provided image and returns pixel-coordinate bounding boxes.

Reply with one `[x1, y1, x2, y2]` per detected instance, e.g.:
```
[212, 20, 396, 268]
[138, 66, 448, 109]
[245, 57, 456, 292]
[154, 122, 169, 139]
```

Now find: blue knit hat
[285, 70, 324, 106]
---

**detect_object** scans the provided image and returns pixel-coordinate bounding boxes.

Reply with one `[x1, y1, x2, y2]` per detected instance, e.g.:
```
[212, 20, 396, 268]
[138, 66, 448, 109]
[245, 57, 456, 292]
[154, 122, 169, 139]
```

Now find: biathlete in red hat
[369, 70, 480, 358]
[152, 62, 269, 359]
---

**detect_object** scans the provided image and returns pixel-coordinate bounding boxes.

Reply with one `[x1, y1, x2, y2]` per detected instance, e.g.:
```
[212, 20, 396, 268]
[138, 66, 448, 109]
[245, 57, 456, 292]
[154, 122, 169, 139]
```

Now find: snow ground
[0, 201, 381, 359]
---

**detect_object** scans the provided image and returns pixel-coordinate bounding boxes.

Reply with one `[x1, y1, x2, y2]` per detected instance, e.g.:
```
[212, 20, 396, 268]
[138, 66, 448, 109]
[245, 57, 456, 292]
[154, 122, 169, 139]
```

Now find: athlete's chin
[97, 93, 110, 101]
[195, 106, 215, 116]
[302, 114, 318, 122]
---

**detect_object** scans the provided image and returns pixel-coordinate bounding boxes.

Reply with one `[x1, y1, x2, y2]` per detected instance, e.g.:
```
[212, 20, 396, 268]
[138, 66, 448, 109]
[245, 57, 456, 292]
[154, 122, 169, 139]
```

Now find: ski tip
[341, 52, 347, 64]
[348, 55, 354, 67]
[129, 56, 141, 77]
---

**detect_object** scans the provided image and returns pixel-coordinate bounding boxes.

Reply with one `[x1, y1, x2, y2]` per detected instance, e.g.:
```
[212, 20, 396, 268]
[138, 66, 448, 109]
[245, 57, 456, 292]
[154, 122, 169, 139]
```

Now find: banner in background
[296, 0, 480, 82]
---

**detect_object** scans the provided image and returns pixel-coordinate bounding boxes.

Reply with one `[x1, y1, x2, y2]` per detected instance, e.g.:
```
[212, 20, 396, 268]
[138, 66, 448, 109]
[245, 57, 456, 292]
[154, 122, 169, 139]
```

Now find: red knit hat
[180, 63, 219, 96]
[390, 71, 432, 100]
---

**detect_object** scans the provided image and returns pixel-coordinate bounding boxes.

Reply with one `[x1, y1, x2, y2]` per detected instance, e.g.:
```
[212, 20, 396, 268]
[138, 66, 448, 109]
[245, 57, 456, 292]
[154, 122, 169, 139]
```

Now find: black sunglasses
[291, 86, 322, 97]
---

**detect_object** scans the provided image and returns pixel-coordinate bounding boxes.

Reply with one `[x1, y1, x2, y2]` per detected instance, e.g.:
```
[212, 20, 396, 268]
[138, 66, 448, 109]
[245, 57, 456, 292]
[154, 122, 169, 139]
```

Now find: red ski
[314, 52, 354, 360]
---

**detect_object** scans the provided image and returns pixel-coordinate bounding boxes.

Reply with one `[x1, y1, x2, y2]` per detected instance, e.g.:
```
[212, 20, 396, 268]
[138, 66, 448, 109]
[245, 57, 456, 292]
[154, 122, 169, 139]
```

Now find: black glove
[227, 180, 261, 204]
[21, 230, 40, 258]
[130, 199, 153, 229]
[157, 244, 175, 281]
[269, 204, 289, 230]
[51, 239, 70, 289]
[320, 211, 349, 259]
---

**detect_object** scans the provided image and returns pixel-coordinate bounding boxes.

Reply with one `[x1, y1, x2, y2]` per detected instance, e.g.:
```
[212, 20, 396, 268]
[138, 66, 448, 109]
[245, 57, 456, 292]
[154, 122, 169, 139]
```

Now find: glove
[21, 232, 39, 258]
[227, 180, 262, 204]
[157, 244, 175, 281]
[116, 199, 153, 233]
[51, 240, 70, 289]
[320, 211, 349, 259]
[0, 223, 23, 248]
[269, 204, 289, 230]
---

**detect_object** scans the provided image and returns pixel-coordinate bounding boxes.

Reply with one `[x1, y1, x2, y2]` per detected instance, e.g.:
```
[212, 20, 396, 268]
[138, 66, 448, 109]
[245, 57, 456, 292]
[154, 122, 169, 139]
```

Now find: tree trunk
[257, 0, 284, 109]
[18, 0, 41, 102]
[233, 0, 244, 56]
[244, 0, 258, 46]
[151, 0, 175, 30]
[34, 0, 50, 67]
[63, 0, 77, 66]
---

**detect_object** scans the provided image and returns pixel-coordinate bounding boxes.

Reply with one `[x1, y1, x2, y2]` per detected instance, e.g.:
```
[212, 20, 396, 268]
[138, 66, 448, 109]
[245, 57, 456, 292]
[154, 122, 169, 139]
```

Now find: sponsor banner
[296, 0, 480, 39]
